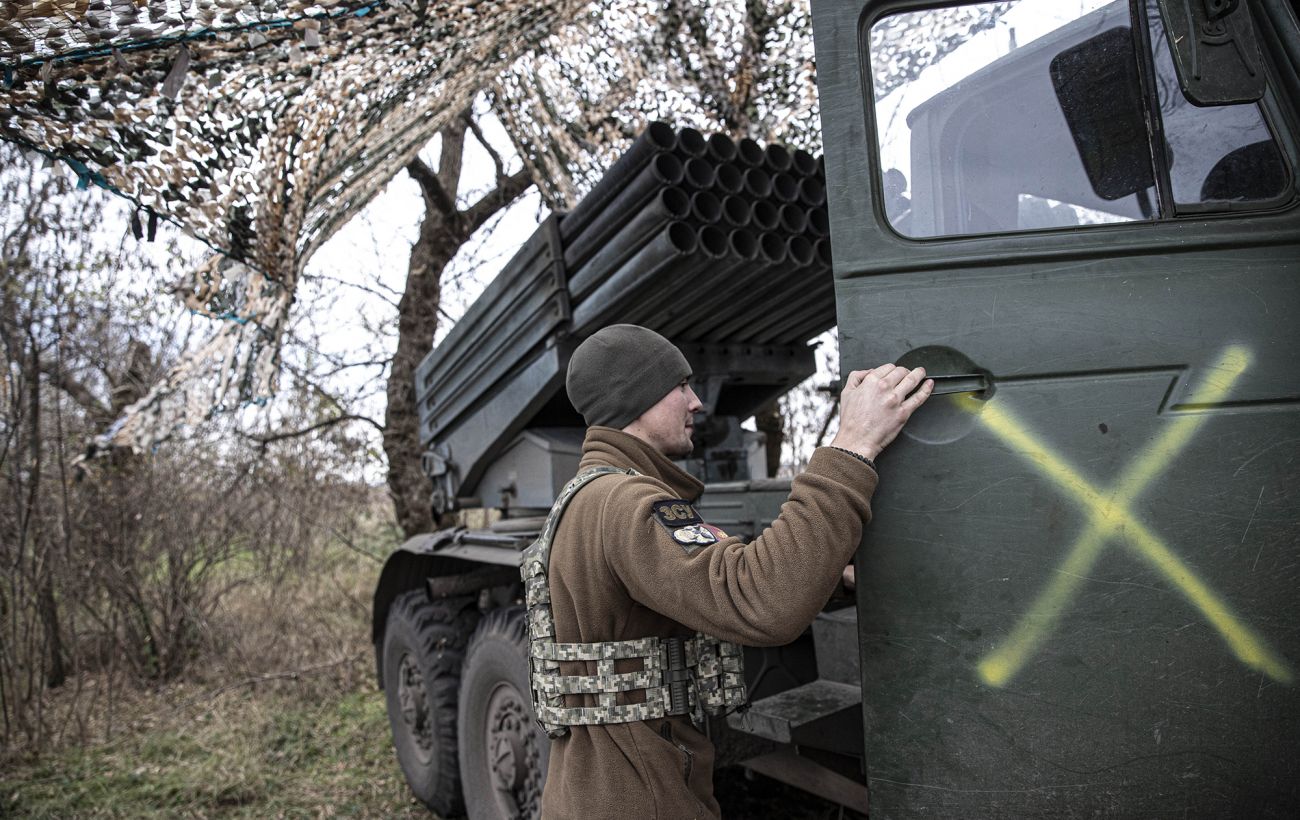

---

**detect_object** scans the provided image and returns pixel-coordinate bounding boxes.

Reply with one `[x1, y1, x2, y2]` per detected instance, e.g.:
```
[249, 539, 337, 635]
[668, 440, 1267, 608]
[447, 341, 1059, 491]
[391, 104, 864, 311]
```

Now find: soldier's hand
[830, 364, 933, 461]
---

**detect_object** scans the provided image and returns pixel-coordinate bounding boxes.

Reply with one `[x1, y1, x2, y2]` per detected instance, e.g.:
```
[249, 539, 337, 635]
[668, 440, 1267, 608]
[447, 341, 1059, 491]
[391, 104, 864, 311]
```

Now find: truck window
[1143, 0, 1290, 208]
[867, 0, 1293, 239]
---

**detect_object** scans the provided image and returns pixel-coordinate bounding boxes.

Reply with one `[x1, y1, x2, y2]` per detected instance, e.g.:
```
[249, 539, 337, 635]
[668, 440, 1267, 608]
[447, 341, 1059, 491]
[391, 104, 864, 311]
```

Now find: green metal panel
[813, 0, 1300, 815]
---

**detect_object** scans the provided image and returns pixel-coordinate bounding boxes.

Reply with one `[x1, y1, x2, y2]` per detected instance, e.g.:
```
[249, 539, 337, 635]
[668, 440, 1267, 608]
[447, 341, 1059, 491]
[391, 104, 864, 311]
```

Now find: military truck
[373, 0, 1300, 816]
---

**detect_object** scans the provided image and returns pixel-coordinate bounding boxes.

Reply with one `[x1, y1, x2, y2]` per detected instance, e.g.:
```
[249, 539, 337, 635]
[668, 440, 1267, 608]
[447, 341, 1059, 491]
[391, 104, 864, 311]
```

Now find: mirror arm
[1202, 0, 1239, 23]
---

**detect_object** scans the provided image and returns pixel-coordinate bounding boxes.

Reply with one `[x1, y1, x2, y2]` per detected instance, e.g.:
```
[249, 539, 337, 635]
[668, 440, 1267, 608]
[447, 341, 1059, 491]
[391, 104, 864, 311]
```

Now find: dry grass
[1, 507, 857, 819]
[2, 687, 429, 818]
[1, 524, 434, 819]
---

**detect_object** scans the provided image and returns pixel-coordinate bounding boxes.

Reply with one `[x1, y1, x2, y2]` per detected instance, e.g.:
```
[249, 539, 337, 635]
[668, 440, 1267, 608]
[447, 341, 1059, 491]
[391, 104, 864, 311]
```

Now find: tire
[457, 607, 551, 820]
[382, 589, 480, 816]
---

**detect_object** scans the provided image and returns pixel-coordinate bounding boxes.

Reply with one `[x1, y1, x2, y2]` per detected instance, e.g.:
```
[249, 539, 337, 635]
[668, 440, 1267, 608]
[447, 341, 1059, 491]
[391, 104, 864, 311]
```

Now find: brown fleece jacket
[539, 427, 878, 820]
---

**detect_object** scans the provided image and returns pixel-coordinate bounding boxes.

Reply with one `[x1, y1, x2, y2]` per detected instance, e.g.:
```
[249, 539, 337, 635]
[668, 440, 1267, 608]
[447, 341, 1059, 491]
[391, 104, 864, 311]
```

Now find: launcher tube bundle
[415, 123, 834, 513]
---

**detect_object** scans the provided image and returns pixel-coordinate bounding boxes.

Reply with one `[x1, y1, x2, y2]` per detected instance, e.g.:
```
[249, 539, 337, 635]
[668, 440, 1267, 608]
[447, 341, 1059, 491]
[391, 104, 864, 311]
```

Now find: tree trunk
[38, 576, 65, 689]
[382, 118, 535, 540]
[24, 343, 67, 690]
[383, 207, 461, 538]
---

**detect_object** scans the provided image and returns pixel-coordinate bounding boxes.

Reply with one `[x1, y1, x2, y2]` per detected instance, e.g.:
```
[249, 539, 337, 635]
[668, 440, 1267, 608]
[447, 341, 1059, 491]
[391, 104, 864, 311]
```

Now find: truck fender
[372, 530, 526, 686]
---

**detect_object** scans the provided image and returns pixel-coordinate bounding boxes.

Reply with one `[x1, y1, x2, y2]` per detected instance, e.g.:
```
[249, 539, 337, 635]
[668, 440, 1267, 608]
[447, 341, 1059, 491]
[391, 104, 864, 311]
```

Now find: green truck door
[813, 0, 1300, 815]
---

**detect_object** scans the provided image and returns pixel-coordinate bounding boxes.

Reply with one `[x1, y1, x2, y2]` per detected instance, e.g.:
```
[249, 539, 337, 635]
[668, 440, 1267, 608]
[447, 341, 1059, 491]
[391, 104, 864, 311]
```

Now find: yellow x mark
[965, 345, 1292, 688]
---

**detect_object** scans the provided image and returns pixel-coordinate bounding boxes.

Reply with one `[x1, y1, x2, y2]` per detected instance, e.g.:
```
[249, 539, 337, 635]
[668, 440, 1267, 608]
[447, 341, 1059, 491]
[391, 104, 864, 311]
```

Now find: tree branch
[460, 168, 534, 235]
[437, 114, 468, 204]
[310, 272, 401, 307]
[814, 393, 840, 448]
[38, 358, 111, 420]
[246, 413, 383, 445]
[277, 360, 371, 416]
[406, 157, 458, 220]
[463, 111, 507, 182]
[315, 358, 392, 379]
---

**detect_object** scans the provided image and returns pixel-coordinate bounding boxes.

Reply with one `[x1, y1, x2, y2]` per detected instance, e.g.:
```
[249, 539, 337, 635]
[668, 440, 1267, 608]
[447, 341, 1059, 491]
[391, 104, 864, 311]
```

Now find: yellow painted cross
[965, 345, 1293, 688]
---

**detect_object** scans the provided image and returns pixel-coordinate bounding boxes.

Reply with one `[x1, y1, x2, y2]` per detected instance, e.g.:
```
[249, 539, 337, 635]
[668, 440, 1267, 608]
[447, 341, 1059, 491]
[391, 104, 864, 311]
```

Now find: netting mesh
[1, 0, 842, 453]
[1, 0, 592, 450]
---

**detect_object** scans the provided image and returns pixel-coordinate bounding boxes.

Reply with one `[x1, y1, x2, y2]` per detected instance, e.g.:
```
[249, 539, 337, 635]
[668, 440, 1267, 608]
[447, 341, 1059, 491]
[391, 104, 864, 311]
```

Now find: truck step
[740, 749, 868, 815]
[812, 605, 859, 685]
[727, 679, 860, 745]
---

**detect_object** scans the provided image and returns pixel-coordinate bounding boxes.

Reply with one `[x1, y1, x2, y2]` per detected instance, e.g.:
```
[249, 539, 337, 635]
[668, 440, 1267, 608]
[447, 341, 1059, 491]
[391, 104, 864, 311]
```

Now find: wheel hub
[485, 682, 543, 817]
[397, 653, 434, 765]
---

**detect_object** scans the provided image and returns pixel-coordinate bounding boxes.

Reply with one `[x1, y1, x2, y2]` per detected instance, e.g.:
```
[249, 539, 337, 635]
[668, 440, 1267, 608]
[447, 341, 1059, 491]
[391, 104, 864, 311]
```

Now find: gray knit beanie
[566, 324, 692, 428]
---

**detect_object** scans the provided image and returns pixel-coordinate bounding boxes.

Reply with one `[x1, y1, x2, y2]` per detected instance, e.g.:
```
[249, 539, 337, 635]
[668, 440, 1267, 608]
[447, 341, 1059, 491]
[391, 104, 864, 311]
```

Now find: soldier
[525, 324, 932, 819]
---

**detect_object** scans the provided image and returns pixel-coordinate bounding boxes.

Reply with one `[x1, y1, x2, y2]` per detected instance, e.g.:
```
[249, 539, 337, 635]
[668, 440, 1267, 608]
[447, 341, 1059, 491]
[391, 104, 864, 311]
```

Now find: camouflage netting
[1, 0, 593, 451]
[1, 0, 1006, 453]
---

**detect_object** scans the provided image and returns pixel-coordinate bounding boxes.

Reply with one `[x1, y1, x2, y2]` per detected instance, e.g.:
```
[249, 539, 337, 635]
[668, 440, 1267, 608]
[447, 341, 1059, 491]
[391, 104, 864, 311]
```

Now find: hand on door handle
[831, 364, 934, 461]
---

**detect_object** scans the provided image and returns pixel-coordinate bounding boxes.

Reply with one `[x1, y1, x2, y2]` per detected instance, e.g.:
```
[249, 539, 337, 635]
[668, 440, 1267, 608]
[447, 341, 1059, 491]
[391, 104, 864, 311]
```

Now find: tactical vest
[520, 466, 748, 739]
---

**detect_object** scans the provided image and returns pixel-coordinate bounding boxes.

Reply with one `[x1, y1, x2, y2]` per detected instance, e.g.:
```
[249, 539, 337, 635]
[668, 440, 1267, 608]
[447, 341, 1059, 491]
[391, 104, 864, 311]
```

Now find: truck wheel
[458, 607, 551, 820]
[382, 589, 478, 816]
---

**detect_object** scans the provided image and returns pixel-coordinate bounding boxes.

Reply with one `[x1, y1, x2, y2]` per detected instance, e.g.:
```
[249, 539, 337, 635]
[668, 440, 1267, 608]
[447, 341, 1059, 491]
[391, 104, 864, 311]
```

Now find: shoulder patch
[671, 525, 718, 549]
[652, 500, 702, 528]
[652, 501, 719, 555]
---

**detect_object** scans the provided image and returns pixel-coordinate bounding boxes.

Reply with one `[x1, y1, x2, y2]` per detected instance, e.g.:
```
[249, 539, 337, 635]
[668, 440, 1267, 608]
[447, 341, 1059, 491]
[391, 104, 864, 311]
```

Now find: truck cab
[813, 0, 1299, 813]
[372, 0, 1300, 816]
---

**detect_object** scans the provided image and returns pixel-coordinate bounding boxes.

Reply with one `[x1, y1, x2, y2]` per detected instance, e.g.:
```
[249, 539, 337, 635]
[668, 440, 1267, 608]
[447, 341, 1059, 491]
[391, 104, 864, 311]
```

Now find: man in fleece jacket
[538, 323, 931, 819]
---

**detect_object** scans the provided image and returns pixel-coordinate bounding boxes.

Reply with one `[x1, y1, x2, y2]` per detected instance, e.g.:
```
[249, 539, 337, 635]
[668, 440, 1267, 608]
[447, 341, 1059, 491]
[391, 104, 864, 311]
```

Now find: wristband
[829, 446, 876, 472]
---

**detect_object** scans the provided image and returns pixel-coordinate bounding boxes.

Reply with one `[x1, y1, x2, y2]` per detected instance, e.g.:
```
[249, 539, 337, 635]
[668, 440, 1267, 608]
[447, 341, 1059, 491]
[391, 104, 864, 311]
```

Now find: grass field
[2, 687, 428, 818]
[1, 534, 434, 819]
[1, 530, 856, 819]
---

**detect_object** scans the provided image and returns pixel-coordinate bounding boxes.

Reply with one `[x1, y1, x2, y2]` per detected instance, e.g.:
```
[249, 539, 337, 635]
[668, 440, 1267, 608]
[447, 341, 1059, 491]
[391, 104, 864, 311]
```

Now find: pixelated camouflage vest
[520, 466, 748, 739]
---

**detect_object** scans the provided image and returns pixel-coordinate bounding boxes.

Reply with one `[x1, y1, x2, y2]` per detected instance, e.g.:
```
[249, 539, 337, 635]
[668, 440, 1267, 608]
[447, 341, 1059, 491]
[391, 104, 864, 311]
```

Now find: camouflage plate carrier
[520, 466, 748, 739]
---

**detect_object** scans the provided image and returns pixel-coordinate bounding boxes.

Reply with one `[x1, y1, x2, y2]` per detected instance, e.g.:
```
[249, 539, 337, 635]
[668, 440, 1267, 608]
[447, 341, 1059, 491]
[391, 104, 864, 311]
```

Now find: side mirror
[1156, 0, 1266, 105]
[1050, 27, 1155, 201]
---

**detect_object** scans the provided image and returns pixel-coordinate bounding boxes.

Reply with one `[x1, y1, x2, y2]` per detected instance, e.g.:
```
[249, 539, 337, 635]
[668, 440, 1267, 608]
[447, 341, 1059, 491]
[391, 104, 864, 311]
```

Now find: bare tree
[0, 147, 374, 753]
[380, 112, 534, 538]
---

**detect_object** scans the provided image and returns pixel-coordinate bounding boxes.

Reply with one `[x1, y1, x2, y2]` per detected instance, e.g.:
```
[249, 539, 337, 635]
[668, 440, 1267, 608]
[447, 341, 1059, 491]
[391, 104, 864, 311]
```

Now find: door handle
[926, 372, 990, 396]
[895, 346, 992, 443]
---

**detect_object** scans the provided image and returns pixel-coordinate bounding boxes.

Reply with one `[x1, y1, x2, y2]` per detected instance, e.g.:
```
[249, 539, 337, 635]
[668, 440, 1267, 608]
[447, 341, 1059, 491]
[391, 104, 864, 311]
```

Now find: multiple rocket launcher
[414, 123, 835, 508]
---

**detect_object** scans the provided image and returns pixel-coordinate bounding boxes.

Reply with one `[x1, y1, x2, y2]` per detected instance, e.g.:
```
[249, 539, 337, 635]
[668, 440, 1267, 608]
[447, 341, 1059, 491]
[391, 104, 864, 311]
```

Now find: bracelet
[829, 446, 876, 472]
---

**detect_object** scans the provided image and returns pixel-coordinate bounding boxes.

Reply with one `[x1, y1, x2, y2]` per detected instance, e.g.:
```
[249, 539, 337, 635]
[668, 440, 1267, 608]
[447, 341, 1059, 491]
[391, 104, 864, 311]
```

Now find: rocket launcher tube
[571, 222, 698, 335]
[763, 143, 793, 174]
[713, 163, 744, 196]
[791, 148, 818, 177]
[771, 172, 799, 204]
[659, 232, 789, 341]
[560, 121, 677, 242]
[751, 240, 836, 344]
[689, 190, 722, 225]
[743, 167, 772, 200]
[682, 157, 717, 191]
[736, 137, 765, 168]
[720, 195, 752, 229]
[778, 203, 808, 234]
[805, 206, 830, 239]
[751, 199, 779, 232]
[752, 271, 838, 345]
[623, 226, 729, 327]
[814, 237, 832, 268]
[799, 176, 826, 208]
[566, 186, 691, 299]
[562, 154, 684, 273]
[676, 127, 708, 158]
[706, 133, 738, 163]
[705, 235, 815, 343]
